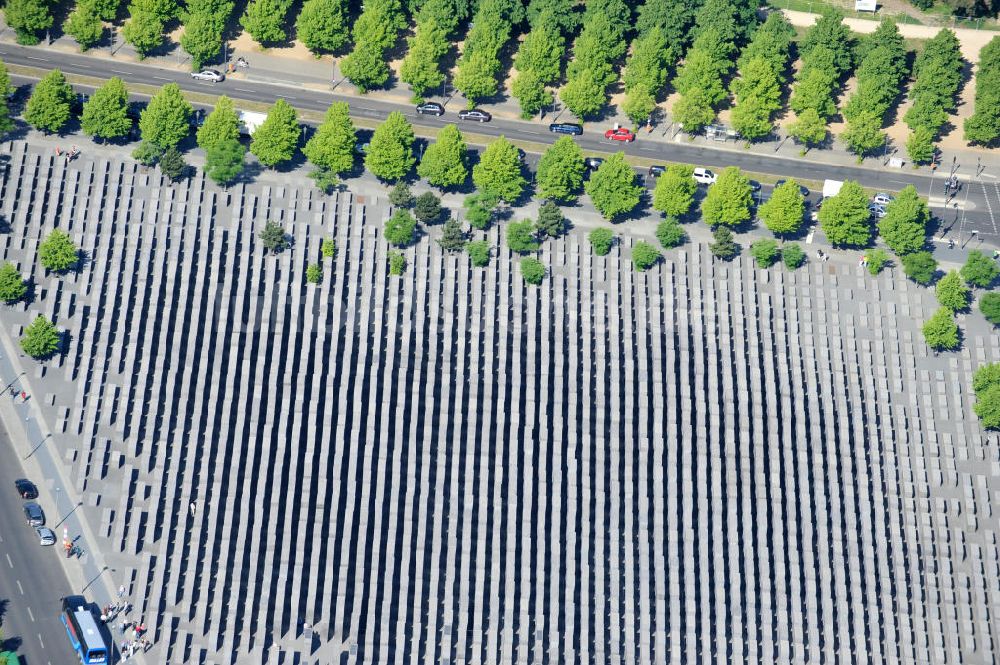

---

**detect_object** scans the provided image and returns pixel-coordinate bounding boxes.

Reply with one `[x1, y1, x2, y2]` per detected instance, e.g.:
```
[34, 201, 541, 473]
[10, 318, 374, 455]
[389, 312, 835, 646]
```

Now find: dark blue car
[548, 122, 583, 136]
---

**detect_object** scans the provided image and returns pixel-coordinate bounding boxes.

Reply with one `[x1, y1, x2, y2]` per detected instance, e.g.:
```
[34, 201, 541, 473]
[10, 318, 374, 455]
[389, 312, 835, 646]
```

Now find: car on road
[14, 478, 38, 499]
[458, 109, 491, 123]
[585, 157, 604, 171]
[416, 102, 445, 116]
[775, 179, 810, 197]
[604, 127, 635, 142]
[872, 193, 894, 206]
[191, 69, 225, 82]
[647, 165, 666, 177]
[693, 168, 717, 185]
[36, 526, 55, 546]
[868, 204, 887, 218]
[23, 502, 44, 526]
[549, 122, 583, 136]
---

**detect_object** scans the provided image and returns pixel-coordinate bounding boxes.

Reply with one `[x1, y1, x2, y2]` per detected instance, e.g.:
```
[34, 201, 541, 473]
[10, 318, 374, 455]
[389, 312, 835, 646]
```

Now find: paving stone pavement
[1, 140, 1000, 664]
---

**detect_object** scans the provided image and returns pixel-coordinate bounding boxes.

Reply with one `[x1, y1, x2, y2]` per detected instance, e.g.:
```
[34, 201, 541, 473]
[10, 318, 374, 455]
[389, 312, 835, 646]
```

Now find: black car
[23, 502, 44, 527]
[416, 102, 445, 116]
[647, 165, 666, 177]
[14, 478, 37, 499]
[775, 179, 809, 197]
[748, 179, 762, 193]
[585, 157, 604, 171]
[190, 108, 207, 128]
[458, 108, 491, 123]
[548, 122, 583, 136]
[72, 93, 89, 116]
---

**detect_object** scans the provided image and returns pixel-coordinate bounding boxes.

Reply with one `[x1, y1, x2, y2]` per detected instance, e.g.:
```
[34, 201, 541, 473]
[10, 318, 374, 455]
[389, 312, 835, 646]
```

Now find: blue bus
[61, 596, 109, 664]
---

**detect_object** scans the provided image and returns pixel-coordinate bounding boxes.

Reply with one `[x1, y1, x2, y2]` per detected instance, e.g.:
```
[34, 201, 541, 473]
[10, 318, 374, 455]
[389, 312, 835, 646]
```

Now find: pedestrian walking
[190, 500, 197, 516]
[20, 391, 27, 401]
[119, 584, 126, 598]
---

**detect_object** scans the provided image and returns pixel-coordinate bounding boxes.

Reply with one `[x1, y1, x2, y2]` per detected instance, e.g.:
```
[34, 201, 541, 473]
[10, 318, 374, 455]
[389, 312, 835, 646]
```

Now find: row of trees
[729, 12, 794, 142]
[510, 9, 565, 118]
[340, 0, 406, 92]
[557, 0, 628, 119]
[965, 35, 1000, 146]
[904, 29, 963, 162]
[453, 0, 524, 107]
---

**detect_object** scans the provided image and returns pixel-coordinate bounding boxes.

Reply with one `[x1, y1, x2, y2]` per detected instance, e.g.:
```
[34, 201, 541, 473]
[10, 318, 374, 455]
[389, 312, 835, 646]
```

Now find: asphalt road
[0, 417, 78, 665]
[0, 42, 997, 245]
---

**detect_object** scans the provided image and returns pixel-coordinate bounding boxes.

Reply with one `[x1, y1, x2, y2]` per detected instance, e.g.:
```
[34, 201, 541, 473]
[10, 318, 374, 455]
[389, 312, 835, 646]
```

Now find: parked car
[647, 165, 666, 177]
[416, 102, 445, 116]
[868, 204, 887, 218]
[355, 142, 370, 155]
[748, 179, 762, 193]
[36, 526, 55, 546]
[458, 109, 491, 123]
[14, 479, 37, 499]
[191, 70, 225, 82]
[190, 108, 207, 128]
[23, 502, 44, 527]
[775, 179, 810, 197]
[693, 168, 717, 185]
[549, 122, 583, 136]
[72, 93, 89, 115]
[872, 193, 894, 206]
[585, 157, 604, 171]
[604, 127, 635, 142]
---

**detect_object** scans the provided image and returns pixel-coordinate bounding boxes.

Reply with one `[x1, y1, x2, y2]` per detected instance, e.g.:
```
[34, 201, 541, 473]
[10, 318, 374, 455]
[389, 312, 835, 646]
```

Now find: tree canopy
[936, 269, 971, 311]
[974, 362, 1000, 429]
[38, 228, 79, 272]
[651, 164, 696, 218]
[758, 179, 804, 237]
[400, 18, 450, 102]
[701, 166, 753, 228]
[366, 111, 416, 181]
[817, 180, 872, 247]
[4, 0, 54, 45]
[966, 35, 1000, 146]
[82, 77, 132, 140]
[535, 136, 584, 202]
[584, 152, 643, 221]
[0, 263, 27, 303]
[877, 185, 929, 255]
[140, 83, 192, 149]
[961, 250, 1000, 288]
[417, 124, 469, 189]
[923, 307, 959, 351]
[20, 315, 60, 359]
[303, 102, 356, 175]
[296, 0, 350, 55]
[197, 96, 241, 152]
[472, 136, 526, 203]
[250, 99, 300, 168]
[24, 70, 74, 134]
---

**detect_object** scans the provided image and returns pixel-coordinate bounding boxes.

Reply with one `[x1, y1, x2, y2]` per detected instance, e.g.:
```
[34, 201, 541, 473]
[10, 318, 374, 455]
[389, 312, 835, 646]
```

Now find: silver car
[872, 193, 894, 206]
[23, 502, 44, 526]
[36, 526, 55, 546]
[868, 204, 887, 218]
[191, 69, 225, 82]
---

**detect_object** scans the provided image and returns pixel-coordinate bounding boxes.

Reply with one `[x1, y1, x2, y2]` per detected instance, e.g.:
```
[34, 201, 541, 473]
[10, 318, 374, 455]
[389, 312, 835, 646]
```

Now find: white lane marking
[521, 131, 544, 136]
[5, 553, 12, 567]
[982, 172, 997, 179]
[27, 606, 35, 622]
[111, 70, 131, 76]
[38, 633, 45, 649]
[16, 579, 24, 594]
[355, 107, 378, 113]
[152, 76, 172, 81]
[26, 56, 46, 61]
[234, 88, 256, 93]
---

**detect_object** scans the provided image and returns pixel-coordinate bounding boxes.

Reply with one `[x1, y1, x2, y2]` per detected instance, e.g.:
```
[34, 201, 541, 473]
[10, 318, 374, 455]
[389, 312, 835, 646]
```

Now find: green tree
[384, 209, 417, 246]
[389, 182, 414, 208]
[366, 111, 416, 182]
[787, 107, 828, 150]
[749, 238, 779, 268]
[905, 28, 962, 140]
[535, 136, 584, 203]
[506, 219, 539, 253]
[297, 0, 350, 55]
[877, 185, 929, 255]
[961, 250, 1000, 288]
[306, 263, 323, 283]
[259, 220, 288, 253]
[559, 68, 608, 119]
[321, 238, 336, 258]
[672, 87, 718, 135]
[159, 147, 186, 180]
[817, 180, 872, 247]
[799, 9, 853, 75]
[417, 124, 468, 189]
[520, 257, 545, 285]
[122, 0, 168, 56]
[906, 126, 935, 165]
[535, 201, 565, 238]
[89, 0, 119, 20]
[588, 227, 614, 256]
[842, 109, 886, 158]
[250, 99, 300, 168]
[413, 191, 442, 224]
[240, 0, 291, 45]
[709, 226, 739, 260]
[516, 11, 564, 83]
[0, 61, 14, 138]
[81, 77, 131, 140]
[438, 217, 467, 252]
[466, 239, 491, 266]
[24, 70, 74, 134]
[341, 44, 391, 92]
[204, 136, 245, 186]
[65, 2, 105, 50]
[4, 0, 54, 44]
[472, 136, 526, 203]
[701, 166, 753, 228]
[655, 217, 685, 248]
[132, 140, 164, 166]
[197, 96, 240, 152]
[866, 248, 890, 275]
[527, 0, 578, 33]
[790, 64, 838, 120]
[902, 250, 937, 285]
[400, 18, 449, 102]
[20, 315, 60, 358]
[973, 362, 1000, 428]
[454, 51, 502, 105]
[783, 243, 805, 269]
[622, 28, 668, 124]
[303, 102, 355, 175]
[936, 269, 971, 311]
[631, 241, 661, 271]
[180, 10, 224, 69]
[980, 292, 1000, 326]
[759, 179, 804, 237]
[38, 228, 79, 271]
[730, 56, 783, 141]
[140, 83, 192, 149]
[0, 263, 26, 303]
[922, 306, 959, 351]
[309, 167, 339, 193]
[652, 164, 695, 218]
[584, 152, 643, 221]
[965, 35, 1000, 145]
[511, 70, 554, 119]
[388, 250, 407, 275]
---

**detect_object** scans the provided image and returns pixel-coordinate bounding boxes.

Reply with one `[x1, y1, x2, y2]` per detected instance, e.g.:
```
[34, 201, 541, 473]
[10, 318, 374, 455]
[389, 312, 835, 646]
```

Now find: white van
[693, 168, 717, 185]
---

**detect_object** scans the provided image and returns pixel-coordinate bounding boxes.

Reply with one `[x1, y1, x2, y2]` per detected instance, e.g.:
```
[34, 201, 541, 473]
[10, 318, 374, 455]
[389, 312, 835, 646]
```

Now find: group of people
[54, 145, 80, 164]
[119, 637, 151, 660]
[99, 600, 130, 622]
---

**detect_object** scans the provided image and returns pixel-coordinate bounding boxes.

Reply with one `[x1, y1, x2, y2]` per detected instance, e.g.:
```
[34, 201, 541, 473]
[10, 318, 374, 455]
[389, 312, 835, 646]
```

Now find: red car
[604, 127, 635, 142]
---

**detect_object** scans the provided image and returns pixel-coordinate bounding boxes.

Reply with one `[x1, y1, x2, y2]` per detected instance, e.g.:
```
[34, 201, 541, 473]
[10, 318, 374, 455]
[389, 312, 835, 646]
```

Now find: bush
[389, 182, 414, 208]
[466, 240, 490, 267]
[901, 250, 937, 285]
[520, 257, 545, 284]
[655, 217, 685, 249]
[38, 229, 79, 272]
[588, 228, 614, 256]
[973, 362, 1000, 429]
[413, 191, 442, 224]
[782, 243, 805, 269]
[306, 263, 322, 284]
[981, 292, 1000, 325]
[384, 210, 417, 247]
[961, 250, 1000, 288]
[321, 238, 336, 258]
[159, 147, 187, 181]
[866, 248, 890, 275]
[259, 221, 288, 253]
[388, 250, 406, 275]
[20, 315, 60, 359]
[631, 241, 661, 271]
[709, 227, 739, 261]
[506, 219, 539, 253]
[132, 140, 164, 167]
[749, 239, 779, 268]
